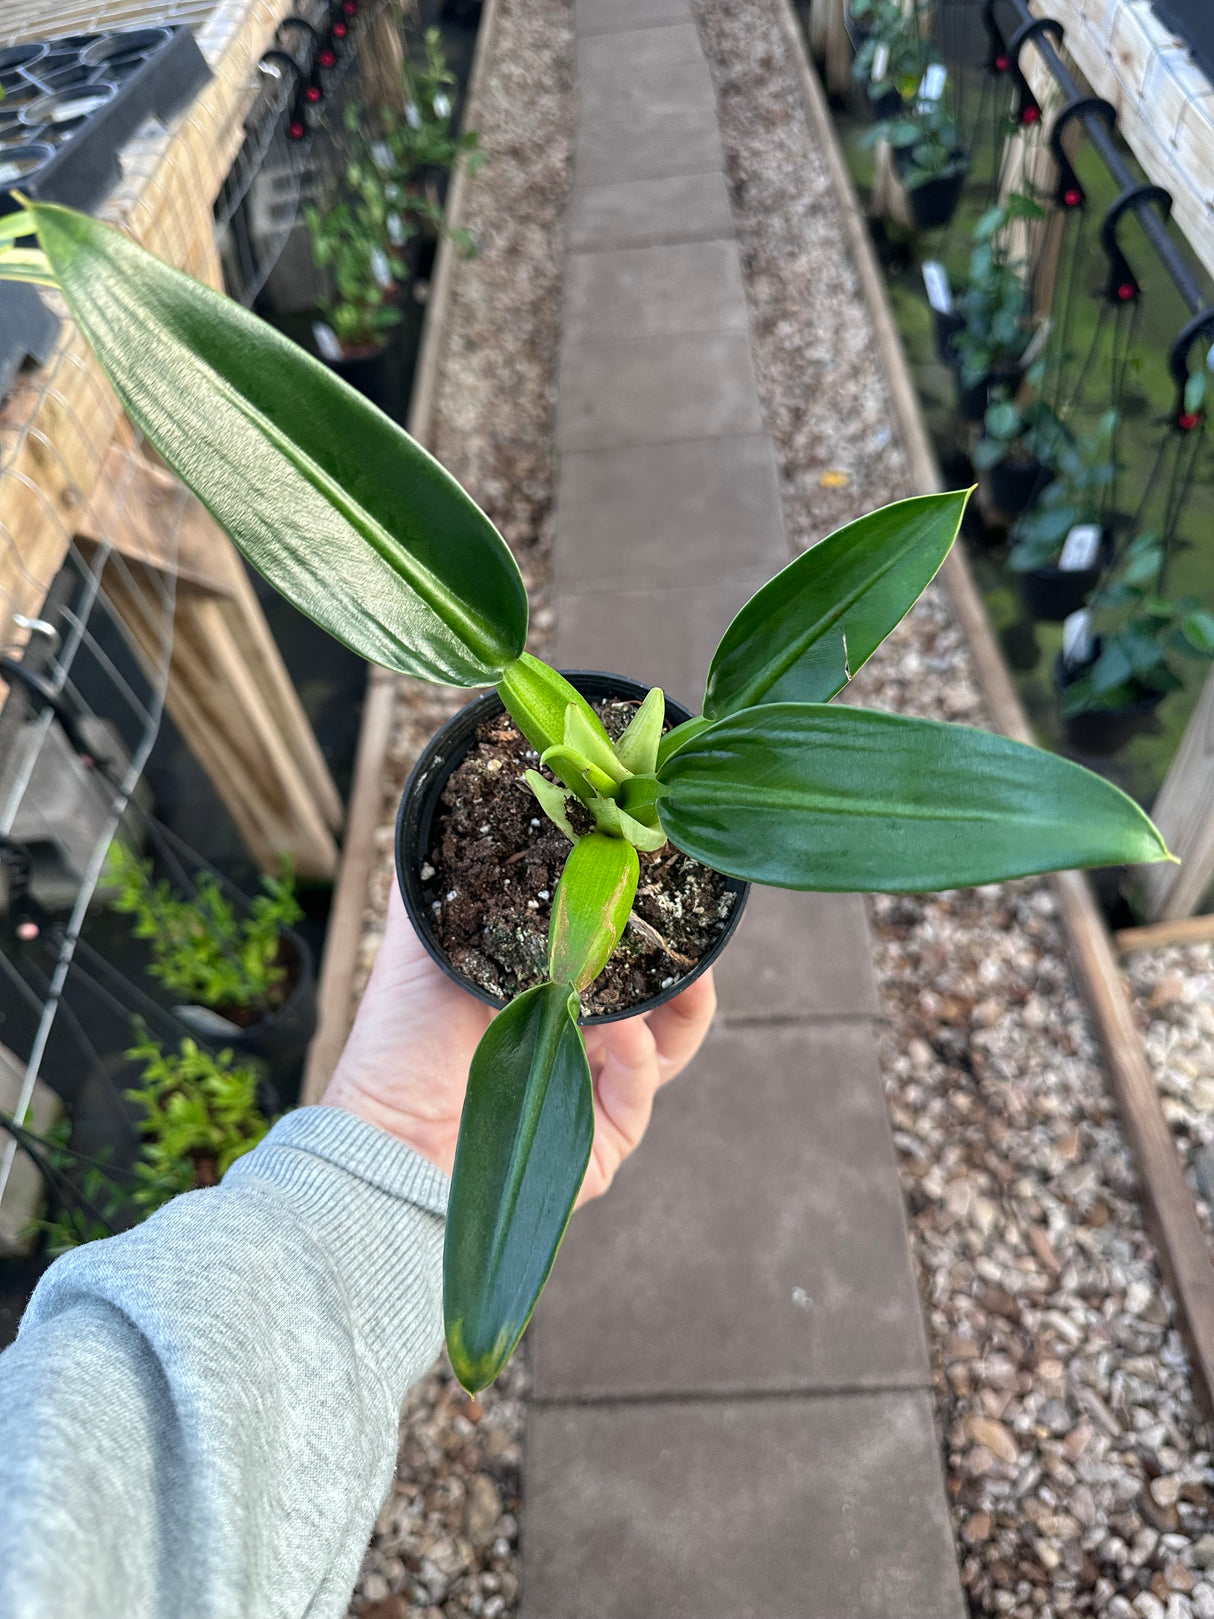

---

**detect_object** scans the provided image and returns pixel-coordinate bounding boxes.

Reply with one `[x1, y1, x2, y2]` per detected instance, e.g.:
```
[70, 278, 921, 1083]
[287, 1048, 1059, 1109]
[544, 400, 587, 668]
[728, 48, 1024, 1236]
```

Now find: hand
[323, 882, 716, 1203]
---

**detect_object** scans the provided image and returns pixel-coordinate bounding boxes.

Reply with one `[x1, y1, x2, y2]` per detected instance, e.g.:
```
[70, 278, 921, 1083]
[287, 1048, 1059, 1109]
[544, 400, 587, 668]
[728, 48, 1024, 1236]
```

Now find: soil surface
[425, 703, 735, 1015]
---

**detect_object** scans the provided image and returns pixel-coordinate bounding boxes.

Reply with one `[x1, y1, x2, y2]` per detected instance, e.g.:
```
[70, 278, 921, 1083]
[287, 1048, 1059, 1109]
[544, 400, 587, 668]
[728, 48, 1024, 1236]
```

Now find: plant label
[871, 42, 889, 82]
[1059, 524, 1102, 572]
[370, 248, 394, 289]
[1020, 320, 1052, 368]
[917, 64, 947, 109]
[1062, 609, 1094, 670]
[370, 140, 393, 171]
[312, 322, 344, 362]
[922, 260, 952, 313]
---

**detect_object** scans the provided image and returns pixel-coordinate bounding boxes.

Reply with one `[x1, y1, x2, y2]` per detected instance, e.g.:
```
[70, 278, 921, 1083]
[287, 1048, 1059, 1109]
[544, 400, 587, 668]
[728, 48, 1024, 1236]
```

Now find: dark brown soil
[424, 700, 736, 1015]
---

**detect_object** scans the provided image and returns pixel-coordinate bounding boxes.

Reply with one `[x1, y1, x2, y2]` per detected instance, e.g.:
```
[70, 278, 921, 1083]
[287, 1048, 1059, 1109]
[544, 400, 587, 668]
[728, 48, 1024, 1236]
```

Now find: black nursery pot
[329, 343, 392, 410]
[957, 362, 1021, 424]
[933, 307, 965, 367]
[866, 83, 902, 120]
[1018, 529, 1113, 624]
[984, 456, 1054, 517]
[177, 930, 318, 1066]
[897, 150, 968, 230]
[1054, 649, 1164, 756]
[395, 671, 750, 1026]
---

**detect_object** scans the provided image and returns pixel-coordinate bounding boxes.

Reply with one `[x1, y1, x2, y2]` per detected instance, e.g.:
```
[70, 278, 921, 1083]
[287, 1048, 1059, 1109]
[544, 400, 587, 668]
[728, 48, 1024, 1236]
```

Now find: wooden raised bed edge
[772, 0, 1214, 1418]
[301, 0, 505, 1104]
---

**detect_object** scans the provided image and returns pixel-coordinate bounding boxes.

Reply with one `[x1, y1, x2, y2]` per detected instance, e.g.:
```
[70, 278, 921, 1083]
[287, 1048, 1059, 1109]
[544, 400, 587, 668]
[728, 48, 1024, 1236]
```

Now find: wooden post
[1140, 667, 1214, 920]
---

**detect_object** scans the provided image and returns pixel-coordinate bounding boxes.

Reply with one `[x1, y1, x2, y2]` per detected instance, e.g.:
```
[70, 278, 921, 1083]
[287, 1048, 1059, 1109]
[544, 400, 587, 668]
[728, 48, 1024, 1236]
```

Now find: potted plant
[4, 201, 1171, 1394]
[1008, 412, 1117, 621]
[304, 183, 406, 408]
[849, 0, 931, 120]
[106, 846, 315, 1065]
[865, 100, 969, 230]
[951, 192, 1043, 421]
[973, 397, 1065, 516]
[1056, 533, 1214, 754]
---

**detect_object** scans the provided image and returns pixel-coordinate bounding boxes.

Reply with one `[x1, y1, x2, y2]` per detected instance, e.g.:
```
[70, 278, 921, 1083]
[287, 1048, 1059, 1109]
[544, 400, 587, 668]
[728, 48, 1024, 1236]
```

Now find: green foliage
[863, 100, 964, 189]
[26, 1120, 133, 1256]
[952, 193, 1044, 387]
[849, 0, 934, 103]
[306, 188, 405, 355]
[1009, 411, 1117, 573]
[107, 843, 301, 1012]
[3, 202, 1178, 1396]
[973, 396, 1068, 473]
[124, 1033, 269, 1209]
[1061, 533, 1214, 717]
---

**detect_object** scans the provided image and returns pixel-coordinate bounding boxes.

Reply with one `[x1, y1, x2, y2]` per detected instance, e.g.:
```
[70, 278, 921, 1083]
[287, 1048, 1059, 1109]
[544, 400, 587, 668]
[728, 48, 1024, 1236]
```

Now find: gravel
[691, 0, 1214, 1613]
[347, 0, 574, 1610]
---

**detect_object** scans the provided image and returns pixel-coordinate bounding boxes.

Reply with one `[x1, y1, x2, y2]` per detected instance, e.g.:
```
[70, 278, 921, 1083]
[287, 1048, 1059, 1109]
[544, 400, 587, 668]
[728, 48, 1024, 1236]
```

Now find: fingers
[645, 967, 717, 1082]
[586, 1012, 660, 1171]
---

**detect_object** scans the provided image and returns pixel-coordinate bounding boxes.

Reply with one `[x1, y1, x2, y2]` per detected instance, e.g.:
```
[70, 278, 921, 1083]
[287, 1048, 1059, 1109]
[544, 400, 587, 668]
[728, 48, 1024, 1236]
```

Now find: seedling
[1, 203, 1172, 1392]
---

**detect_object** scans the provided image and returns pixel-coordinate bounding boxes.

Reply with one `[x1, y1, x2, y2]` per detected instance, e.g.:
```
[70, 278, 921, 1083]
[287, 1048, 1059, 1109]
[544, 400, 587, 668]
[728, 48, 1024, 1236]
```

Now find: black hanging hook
[1048, 94, 1115, 210]
[981, 0, 1009, 75]
[1169, 308, 1214, 431]
[1006, 16, 1063, 126]
[1101, 183, 1172, 306]
[258, 49, 310, 140]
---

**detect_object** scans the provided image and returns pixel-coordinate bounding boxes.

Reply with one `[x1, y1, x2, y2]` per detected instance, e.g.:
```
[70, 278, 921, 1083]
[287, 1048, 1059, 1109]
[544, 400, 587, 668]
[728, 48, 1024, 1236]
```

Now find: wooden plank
[1141, 666, 1214, 920]
[774, 0, 1214, 1419]
[1116, 911, 1214, 955]
[301, 0, 507, 1104]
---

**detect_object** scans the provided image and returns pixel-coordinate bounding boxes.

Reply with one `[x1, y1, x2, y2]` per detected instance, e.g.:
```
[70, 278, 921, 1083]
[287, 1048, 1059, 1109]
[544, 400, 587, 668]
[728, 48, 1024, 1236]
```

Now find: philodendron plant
[0, 202, 1173, 1392]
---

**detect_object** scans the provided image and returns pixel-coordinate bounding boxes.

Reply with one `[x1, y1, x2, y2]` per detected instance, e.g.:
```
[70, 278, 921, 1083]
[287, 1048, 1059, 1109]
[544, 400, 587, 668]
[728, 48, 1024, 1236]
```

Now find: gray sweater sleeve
[0, 1106, 449, 1619]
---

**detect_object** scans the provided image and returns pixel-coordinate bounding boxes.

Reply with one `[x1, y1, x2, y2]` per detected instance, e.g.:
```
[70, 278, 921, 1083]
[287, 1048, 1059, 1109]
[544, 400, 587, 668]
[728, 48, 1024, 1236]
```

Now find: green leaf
[25, 201, 526, 685]
[524, 770, 578, 841]
[656, 703, 1171, 890]
[565, 705, 628, 785]
[655, 715, 714, 769]
[614, 687, 665, 775]
[548, 832, 640, 992]
[1182, 610, 1214, 655]
[445, 982, 593, 1392]
[588, 795, 668, 852]
[498, 654, 614, 757]
[704, 490, 970, 717]
[539, 745, 598, 804]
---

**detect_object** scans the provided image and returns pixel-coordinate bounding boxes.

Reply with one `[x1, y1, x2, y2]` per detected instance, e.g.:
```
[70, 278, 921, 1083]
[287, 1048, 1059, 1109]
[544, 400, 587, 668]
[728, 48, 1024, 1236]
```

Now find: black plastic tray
[0, 26, 211, 213]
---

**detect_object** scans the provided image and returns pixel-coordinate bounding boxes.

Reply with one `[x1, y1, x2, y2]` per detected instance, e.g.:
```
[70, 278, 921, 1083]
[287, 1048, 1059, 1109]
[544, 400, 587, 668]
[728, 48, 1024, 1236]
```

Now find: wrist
[321, 1069, 454, 1176]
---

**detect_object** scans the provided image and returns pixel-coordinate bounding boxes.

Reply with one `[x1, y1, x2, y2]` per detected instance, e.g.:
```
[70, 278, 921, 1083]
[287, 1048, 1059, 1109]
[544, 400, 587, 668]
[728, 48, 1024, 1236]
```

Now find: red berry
[306, 84, 322, 101]
[1022, 104, 1040, 124]
[343, 1, 358, 12]
[318, 49, 336, 66]
[1118, 281, 1135, 301]
[1179, 412, 1201, 432]
[1064, 187, 1082, 207]
[289, 120, 306, 138]
[994, 54, 1008, 71]
[333, 22, 347, 36]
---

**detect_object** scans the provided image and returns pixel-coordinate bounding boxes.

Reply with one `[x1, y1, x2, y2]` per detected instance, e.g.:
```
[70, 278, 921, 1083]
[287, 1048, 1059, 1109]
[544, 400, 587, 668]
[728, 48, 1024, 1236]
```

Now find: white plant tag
[871, 42, 889, 82]
[405, 101, 422, 129]
[922, 260, 952, 313]
[370, 247, 393, 289]
[387, 211, 405, 246]
[1062, 609, 1094, 670]
[433, 91, 450, 119]
[917, 63, 947, 108]
[370, 139, 392, 171]
[1019, 320, 1051, 368]
[312, 321, 344, 361]
[1059, 523, 1102, 572]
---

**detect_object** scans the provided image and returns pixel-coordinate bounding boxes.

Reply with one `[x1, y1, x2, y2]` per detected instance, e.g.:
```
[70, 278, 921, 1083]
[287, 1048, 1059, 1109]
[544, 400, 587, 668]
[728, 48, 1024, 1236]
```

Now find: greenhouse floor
[518, 5, 964, 1613]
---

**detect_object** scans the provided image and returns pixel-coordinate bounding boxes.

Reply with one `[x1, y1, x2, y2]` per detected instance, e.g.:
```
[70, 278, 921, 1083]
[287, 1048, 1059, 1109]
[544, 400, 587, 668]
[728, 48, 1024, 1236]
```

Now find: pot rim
[394, 670, 750, 1026]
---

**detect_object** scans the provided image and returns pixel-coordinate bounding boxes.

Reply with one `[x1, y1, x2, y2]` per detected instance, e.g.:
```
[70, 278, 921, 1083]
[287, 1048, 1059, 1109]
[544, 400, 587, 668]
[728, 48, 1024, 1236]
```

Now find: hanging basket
[895, 148, 969, 230]
[1018, 530, 1113, 623]
[982, 456, 1054, 517]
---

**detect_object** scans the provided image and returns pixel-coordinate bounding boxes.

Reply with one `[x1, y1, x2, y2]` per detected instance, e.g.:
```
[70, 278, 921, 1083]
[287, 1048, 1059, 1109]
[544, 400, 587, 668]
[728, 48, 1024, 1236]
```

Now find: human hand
[323, 881, 716, 1203]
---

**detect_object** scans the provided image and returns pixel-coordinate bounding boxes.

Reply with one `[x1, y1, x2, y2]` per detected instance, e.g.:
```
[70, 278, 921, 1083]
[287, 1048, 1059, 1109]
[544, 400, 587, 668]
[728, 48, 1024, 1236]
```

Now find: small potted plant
[1008, 412, 1117, 621]
[973, 397, 1064, 517]
[865, 100, 969, 231]
[305, 168, 407, 407]
[1056, 533, 1214, 754]
[6, 201, 1171, 1393]
[951, 193, 1043, 422]
[106, 846, 315, 1065]
[849, 0, 930, 120]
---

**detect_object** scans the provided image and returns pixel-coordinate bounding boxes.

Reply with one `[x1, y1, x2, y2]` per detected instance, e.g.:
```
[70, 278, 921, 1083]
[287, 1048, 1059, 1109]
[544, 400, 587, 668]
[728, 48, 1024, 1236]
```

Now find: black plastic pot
[983, 456, 1054, 517]
[329, 343, 392, 410]
[175, 929, 317, 1065]
[933, 306, 965, 367]
[1054, 649, 1163, 756]
[1017, 529, 1113, 623]
[395, 671, 750, 1026]
[866, 82, 902, 120]
[957, 362, 1021, 424]
[897, 149, 968, 230]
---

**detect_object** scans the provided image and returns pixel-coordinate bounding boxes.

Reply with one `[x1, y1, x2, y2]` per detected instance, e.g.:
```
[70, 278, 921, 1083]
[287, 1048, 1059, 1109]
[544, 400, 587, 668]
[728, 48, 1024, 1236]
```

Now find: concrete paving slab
[554, 435, 784, 592]
[575, 107, 724, 184]
[716, 887, 882, 1021]
[579, 56, 716, 132]
[564, 240, 747, 344]
[530, 1022, 929, 1399]
[557, 332, 763, 452]
[569, 171, 735, 250]
[554, 576, 769, 708]
[523, 1391, 965, 1619]
[579, 20, 706, 74]
[575, 0, 693, 35]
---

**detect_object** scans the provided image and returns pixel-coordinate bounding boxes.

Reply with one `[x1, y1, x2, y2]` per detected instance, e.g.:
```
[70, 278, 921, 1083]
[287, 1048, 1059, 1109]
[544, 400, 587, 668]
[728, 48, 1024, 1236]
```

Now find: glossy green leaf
[614, 687, 665, 775]
[498, 654, 614, 757]
[655, 715, 714, 770]
[540, 745, 599, 803]
[548, 832, 640, 992]
[524, 770, 578, 841]
[703, 491, 970, 718]
[656, 703, 1171, 891]
[26, 201, 526, 685]
[565, 705, 628, 785]
[445, 982, 592, 1393]
[588, 794, 668, 852]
